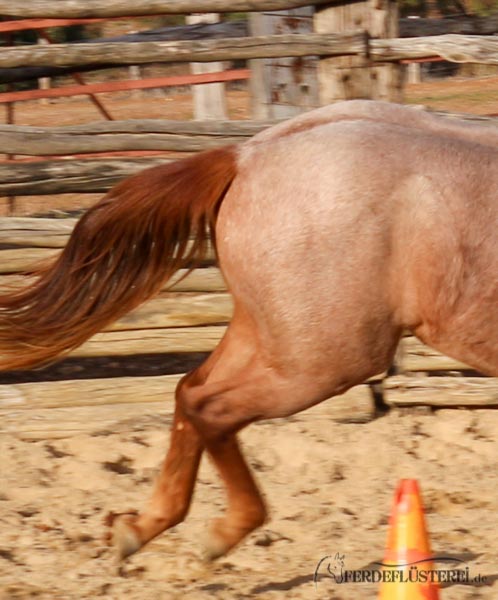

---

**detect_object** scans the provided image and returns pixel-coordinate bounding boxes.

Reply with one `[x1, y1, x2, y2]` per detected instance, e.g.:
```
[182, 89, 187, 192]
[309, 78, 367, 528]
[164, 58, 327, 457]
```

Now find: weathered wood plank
[0, 248, 58, 272]
[0, 1, 337, 19]
[0, 291, 231, 331]
[0, 20, 250, 85]
[371, 35, 498, 65]
[0, 267, 227, 292]
[0, 112, 495, 143]
[110, 293, 233, 330]
[0, 219, 218, 266]
[0, 245, 216, 272]
[0, 157, 168, 195]
[74, 325, 226, 357]
[0, 373, 182, 410]
[0, 33, 366, 69]
[2, 32, 495, 72]
[0, 218, 77, 248]
[0, 132, 237, 156]
[400, 337, 473, 373]
[0, 119, 276, 156]
[0, 400, 172, 440]
[385, 375, 498, 407]
[1, 119, 275, 136]
[0, 217, 77, 231]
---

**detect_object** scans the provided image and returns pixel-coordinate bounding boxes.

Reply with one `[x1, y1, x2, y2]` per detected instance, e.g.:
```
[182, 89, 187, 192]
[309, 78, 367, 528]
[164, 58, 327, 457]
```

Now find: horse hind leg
[201, 431, 267, 560]
[108, 329, 269, 561]
[110, 313, 398, 560]
[109, 378, 204, 559]
[175, 359, 349, 559]
[171, 363, 276, 559]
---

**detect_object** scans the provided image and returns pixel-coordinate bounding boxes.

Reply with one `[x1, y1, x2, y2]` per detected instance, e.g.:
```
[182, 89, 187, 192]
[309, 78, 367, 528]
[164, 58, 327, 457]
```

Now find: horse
[0, 100, 496, 561]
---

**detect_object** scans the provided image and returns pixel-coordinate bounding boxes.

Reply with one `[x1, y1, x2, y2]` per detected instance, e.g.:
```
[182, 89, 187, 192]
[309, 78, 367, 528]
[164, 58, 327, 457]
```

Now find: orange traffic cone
[378, 479, 439, 599]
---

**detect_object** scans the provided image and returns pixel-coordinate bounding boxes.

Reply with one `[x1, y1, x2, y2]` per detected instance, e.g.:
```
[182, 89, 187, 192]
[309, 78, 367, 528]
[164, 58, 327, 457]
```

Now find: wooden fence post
[37, 37, 51, 104]
[185, 13, 228, 120]
[314, 0, 404, 104]
[249, 7, 319, 119]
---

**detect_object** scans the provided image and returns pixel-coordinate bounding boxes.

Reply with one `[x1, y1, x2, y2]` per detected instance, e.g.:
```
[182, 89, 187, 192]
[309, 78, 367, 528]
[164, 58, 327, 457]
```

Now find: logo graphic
[314, 553, 487, 587]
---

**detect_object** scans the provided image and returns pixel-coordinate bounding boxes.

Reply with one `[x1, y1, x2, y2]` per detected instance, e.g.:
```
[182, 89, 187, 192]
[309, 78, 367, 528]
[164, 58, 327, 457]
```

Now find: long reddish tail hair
[0, 146, 237, 370]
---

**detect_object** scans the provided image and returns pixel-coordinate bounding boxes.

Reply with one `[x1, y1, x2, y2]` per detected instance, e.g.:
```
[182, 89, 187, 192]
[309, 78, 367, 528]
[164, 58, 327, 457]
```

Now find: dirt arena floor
[2, 406, 498, 599]
[1, 78, 498, 599]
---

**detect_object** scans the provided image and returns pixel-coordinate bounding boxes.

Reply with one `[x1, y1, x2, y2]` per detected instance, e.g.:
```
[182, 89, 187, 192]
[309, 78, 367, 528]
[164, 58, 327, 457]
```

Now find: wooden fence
[0, 1, 497, 437]
[2, 31, 498, 71]
[3, 16, 496, 87]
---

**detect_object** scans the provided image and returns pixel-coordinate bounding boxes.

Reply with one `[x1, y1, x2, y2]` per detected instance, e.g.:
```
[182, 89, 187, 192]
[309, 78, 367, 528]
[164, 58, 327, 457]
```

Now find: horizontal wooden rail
[0, 0, 335, 19]
[1, 33, 497, 71]
[370, 35, 498, 65]
[0, 245, 216, 272]
[11, 151, 175, 162]
[0, 267, 226, 292]
[0, 398, 175, 439]
[0, 157, 168, 195]
[109, 293, 232, 331]
[0, 217, 222, 267]
[0, 217, 77, 247]
[0, 116, 272, 156]
[0, 373, 183, 410]
[398, 337, 473, 373]
[0, 118, 274, 136]
[0, 69, 250, 105]
[33, 325, 226, 357]
[0, 20, 248, 85]
[0, 33, 367, 69]
[0, 238, 216, 270]
[385, 376, 498, 407]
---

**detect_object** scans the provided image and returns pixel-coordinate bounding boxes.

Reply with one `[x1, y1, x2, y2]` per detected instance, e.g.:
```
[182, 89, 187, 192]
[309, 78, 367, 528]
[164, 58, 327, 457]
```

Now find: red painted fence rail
[0, 69, 250, 103]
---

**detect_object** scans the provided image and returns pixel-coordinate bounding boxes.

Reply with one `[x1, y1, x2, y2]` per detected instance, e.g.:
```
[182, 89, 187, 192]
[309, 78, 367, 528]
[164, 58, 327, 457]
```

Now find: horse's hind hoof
[202, 536, 229, 562]
[201, 520, 231, 562]
[106, 512, 142, 560]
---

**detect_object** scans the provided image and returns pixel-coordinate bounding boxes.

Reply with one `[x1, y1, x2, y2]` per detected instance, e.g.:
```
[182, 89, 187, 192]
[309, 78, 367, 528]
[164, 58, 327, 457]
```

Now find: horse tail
[0, 146, 238, 370]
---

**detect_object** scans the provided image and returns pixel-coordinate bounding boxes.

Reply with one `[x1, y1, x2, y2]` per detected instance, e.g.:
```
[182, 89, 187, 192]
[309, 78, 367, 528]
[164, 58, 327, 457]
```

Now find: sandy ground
[1, 404, 498, 599]
[1, 78, 497, 598]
